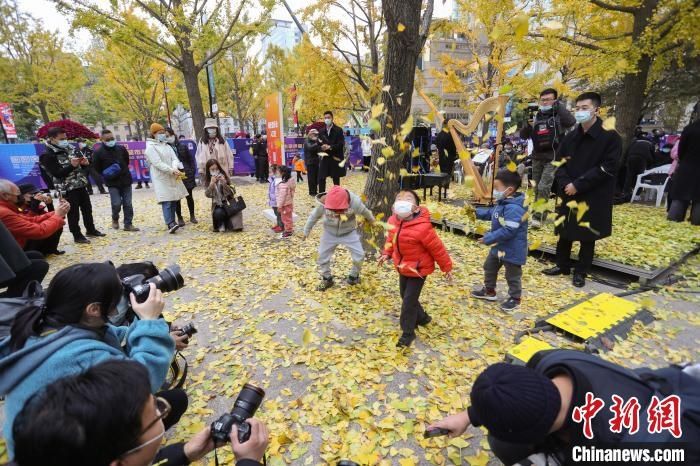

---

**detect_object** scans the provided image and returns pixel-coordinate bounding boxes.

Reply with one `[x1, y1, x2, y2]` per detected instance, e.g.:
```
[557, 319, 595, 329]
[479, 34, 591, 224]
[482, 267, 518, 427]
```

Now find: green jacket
[39, 142, 88, 193]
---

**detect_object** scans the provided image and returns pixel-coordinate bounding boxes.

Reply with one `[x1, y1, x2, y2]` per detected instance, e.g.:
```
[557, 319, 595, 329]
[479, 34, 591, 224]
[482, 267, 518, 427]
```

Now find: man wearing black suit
[318, 110, 346, 193]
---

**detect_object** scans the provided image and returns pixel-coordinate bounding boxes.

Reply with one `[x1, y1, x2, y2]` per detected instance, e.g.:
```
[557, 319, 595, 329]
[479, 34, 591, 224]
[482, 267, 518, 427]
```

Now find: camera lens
[231, 383, 265, 422]
[338, 461, 360, 466]
[146, 265, 184, 293]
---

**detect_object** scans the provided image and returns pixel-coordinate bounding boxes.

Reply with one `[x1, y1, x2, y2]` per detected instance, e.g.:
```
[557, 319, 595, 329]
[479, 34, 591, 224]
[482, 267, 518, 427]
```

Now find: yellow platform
[507, 336, 554, 363]
[545, 293, 641, 340]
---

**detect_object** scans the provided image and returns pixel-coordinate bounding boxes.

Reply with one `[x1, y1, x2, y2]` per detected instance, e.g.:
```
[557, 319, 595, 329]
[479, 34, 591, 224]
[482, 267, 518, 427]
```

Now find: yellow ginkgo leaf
[397, 23, 406, 32]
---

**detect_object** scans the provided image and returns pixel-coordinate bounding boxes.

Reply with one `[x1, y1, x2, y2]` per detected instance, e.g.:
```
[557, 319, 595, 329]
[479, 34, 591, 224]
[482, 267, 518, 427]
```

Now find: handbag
[223, 194, 246, 217]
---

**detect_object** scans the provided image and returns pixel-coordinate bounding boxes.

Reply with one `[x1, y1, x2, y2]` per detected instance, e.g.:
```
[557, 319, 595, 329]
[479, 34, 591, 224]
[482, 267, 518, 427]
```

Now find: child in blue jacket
[472, 169, 528, 311]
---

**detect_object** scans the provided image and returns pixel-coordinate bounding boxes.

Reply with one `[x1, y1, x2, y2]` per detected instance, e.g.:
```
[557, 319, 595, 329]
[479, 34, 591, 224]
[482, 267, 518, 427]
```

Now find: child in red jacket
[379, 190, 453, 347]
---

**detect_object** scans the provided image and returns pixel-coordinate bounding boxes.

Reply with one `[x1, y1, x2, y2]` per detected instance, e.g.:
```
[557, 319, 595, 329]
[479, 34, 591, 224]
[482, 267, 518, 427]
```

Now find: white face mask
[166, 135, 176, 144]
[393, 200, 415, 219]
[324, 118, 332, 126]
[575, 109, 594, 124]
[156, 133, 167, 142]
[210, 169, 220, 177]
[207, 128, 218, 137]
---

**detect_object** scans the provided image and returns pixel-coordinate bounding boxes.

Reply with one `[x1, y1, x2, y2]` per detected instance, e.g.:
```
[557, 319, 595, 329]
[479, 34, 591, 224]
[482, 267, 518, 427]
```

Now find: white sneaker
[530, 219, 542, 229]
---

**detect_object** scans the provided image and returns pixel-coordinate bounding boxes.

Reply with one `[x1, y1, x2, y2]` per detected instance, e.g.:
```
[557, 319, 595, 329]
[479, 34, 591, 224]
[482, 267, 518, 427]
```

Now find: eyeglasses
[118, 397, 171, 458]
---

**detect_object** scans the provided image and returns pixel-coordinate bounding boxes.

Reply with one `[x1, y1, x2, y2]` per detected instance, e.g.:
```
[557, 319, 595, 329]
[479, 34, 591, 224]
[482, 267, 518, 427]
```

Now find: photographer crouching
[9, 360, 269, 466]
[0, 262, 183, 458]
[520, 89, 576, 227]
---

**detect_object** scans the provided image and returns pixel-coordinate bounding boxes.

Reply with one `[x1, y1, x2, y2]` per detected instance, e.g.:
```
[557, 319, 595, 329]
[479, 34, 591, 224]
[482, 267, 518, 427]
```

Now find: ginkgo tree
[529, 0, 700, 148]
[55, 0, 273, 140]
[0, 0, 85, 124]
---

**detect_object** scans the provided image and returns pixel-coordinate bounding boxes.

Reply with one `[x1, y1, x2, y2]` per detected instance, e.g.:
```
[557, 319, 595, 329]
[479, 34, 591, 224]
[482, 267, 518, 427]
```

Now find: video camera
[121, 264, 184, 303]
[211, 383, 266, 444]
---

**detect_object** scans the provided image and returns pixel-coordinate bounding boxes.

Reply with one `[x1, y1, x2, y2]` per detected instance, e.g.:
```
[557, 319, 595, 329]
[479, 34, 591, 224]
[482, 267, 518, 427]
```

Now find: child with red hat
[379, 190, 453, 347]
[303, 185, 375, 290]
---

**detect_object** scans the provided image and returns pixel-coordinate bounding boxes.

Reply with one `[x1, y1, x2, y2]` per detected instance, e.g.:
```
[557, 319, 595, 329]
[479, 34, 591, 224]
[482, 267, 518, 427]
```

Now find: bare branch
[588, 0, 638, 14]
[529, 32, 605, 51]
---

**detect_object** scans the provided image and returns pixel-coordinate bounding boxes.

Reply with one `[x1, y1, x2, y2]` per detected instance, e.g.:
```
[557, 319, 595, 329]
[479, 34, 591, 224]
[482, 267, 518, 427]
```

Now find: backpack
[530, 350, 700, 453]
[0, 281, 44, 340]
[531, 113, 560, 153]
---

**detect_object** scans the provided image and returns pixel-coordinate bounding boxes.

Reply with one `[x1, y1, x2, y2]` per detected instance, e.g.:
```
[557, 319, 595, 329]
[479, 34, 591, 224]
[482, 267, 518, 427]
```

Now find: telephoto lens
[210, 383, 265, 445]
[130, 264, 185, 303]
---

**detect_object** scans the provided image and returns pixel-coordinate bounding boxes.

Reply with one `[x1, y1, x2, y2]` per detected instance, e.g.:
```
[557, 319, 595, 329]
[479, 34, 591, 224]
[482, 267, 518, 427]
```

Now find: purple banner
[229, 138, 255, 175]
[0, 143, 48, 189]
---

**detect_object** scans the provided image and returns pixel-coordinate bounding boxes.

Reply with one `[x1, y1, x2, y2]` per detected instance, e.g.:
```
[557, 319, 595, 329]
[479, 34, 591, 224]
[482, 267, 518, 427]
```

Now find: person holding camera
[204, 158, 244, 232]
[520, 89, 576, 226]
[427, 350, 700, 466]
[0, 262, 176, 456]
[39, 126, 106, 244]
[11, 360, 270, 466]
[75, 137, 107, 195]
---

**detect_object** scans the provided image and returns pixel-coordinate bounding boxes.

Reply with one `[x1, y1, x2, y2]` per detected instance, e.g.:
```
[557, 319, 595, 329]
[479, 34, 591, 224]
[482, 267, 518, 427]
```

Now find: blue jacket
[476, 192, 528, 265]
[0, 319, 174, 456]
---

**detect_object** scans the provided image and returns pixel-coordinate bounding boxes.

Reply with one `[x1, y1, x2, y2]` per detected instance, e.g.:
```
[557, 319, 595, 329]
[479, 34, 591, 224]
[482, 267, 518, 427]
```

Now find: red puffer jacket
[383, 206, 453, 278]
[0, 200, 64, 248]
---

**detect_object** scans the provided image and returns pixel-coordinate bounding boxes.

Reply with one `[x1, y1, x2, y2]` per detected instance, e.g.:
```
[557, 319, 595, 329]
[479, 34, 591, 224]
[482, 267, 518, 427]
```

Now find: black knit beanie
[467, 363, 561, 444]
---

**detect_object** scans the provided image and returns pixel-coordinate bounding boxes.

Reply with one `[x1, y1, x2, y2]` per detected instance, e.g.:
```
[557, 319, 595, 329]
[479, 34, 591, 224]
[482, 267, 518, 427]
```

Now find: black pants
[556, 238, 595, 275]
[212, 206, 229, 230]
[156, 388, 188, 431]
[175, 187, 195, 219]
[668, 200, 700, 225]
[307, 163, 319, 195]
[85, 167, 106, 194]
[296, 171, 304, 182]
[24, 230, 62, 256]
[64, 188, 96, 238]
[0, 251, 49, 297]
[319, 175, 340, 194]
[399, 275, 428, 337]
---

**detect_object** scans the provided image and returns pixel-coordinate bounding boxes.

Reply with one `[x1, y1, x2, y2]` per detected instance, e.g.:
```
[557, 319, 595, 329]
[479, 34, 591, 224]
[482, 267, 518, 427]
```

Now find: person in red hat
[303, 185, 375, 290]
[379, 190, 453, 347]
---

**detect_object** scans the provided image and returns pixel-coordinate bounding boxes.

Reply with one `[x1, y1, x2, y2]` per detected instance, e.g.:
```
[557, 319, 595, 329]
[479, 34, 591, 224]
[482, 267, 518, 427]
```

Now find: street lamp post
[162, 74, 173, 128]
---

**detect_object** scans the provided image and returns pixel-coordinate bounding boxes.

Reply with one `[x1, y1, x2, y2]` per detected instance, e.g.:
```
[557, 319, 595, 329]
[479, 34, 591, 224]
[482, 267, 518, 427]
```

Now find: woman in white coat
[145, 123, 188, 233]
[195, 118, 233, 181]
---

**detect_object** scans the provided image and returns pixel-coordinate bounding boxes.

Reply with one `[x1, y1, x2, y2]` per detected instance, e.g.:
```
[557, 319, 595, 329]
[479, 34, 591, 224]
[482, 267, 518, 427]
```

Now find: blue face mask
[493, 189, 505, 201]
[105, 140, 116, 148]
[156, 133, 167, 142]
[575, 110, 594, 124]
[56, 140, 70, 148]
[539, 105, 552, 112]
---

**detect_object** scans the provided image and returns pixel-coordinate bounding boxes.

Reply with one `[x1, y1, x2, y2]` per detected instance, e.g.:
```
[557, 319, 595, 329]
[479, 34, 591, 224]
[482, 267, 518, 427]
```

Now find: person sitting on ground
[379, 190, 453, 348]
[0, 222, 49, 298]
[0, 262, 176, 456]
[11, 360, 269, 466]
[428, 349, 700, 466]
[204, 159, 243, 232]
[471, 169, 528, 312]
[304, 185, 375, 290]
[15, 183, 64, 255]
[0, 179, 69, 255]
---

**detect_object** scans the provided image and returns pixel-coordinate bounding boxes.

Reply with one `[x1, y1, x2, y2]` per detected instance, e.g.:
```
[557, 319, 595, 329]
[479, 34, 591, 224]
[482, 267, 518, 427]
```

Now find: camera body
[178, 322, 197, 338]
[121, 264, 184, 303]
[211, 383, 265, 445]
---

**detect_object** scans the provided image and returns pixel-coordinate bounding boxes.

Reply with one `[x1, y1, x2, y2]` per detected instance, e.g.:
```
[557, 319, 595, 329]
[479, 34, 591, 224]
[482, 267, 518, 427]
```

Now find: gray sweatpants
[483, 252, 522, 299]
[318, 229, 364, 279]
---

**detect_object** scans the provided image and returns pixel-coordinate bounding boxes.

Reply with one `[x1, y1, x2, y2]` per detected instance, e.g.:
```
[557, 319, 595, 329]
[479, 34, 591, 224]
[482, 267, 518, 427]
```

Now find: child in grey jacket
[303, 185, 375, 290]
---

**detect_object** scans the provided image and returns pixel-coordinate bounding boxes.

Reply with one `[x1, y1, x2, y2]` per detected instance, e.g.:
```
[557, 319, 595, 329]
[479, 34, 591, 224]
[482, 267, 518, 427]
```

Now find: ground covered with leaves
[1, 173, 698, 465]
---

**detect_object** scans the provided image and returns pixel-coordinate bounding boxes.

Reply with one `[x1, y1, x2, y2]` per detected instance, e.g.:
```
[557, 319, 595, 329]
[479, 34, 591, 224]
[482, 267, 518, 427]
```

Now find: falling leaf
[551, 159, 567, 168]
[576, 201, 589, 222]
[368, 119, 381, 133]
[302, 328, 313, 345]
[512, 13, 529, 39]
[529, 240, 542, 251]
[505, 125, 518, 135]
[397, 23, 406, 32]
[376, 157, 386, 166]
[371, 103, 385, 119]
[506, 161, 517, 172]
[542, 20, 564, 30]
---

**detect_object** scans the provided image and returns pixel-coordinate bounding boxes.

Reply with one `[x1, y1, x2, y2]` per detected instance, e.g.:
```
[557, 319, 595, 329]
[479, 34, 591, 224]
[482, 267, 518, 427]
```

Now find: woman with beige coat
[145, 123, 187, 233]
[195, 118, 233, 180]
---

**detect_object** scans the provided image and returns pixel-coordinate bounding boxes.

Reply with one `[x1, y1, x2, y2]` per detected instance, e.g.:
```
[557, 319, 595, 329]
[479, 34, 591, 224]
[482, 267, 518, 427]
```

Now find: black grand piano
[399, 173, 451, 201]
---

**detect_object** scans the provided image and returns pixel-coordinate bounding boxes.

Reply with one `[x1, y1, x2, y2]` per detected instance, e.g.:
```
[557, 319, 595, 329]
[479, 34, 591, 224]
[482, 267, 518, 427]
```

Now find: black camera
[211, 383, 265, 444]
[178, 322, 197, 338]
[121, 264, 184, 303]
[338, 461, 360, 466]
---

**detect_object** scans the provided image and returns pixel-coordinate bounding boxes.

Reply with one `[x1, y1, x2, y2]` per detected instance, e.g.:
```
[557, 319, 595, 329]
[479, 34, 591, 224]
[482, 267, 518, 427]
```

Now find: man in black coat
[435, 127, 458, 175]
[543, 92, 622, 287]
[617, 132, 655, 203]
[668, 119, 700, 225]
[304, 129, 322, 196]
[251, 134, 269, 182]
[318, 110, 345, 193]
[76, 138, 106, 195]
[92, 129, 139, 232]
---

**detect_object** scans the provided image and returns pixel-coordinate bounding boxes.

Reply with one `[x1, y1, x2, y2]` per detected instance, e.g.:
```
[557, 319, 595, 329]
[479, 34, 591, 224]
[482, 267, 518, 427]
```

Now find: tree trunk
[181, 49, 206, 141]
[37, 102, 50, 124]
[614, 0, 657, 154]
[363, 0, 431, 250]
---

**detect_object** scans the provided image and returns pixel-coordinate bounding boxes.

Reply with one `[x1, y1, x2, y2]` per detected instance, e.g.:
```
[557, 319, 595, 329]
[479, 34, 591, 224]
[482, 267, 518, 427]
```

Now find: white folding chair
[631, 164, 671, 208]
